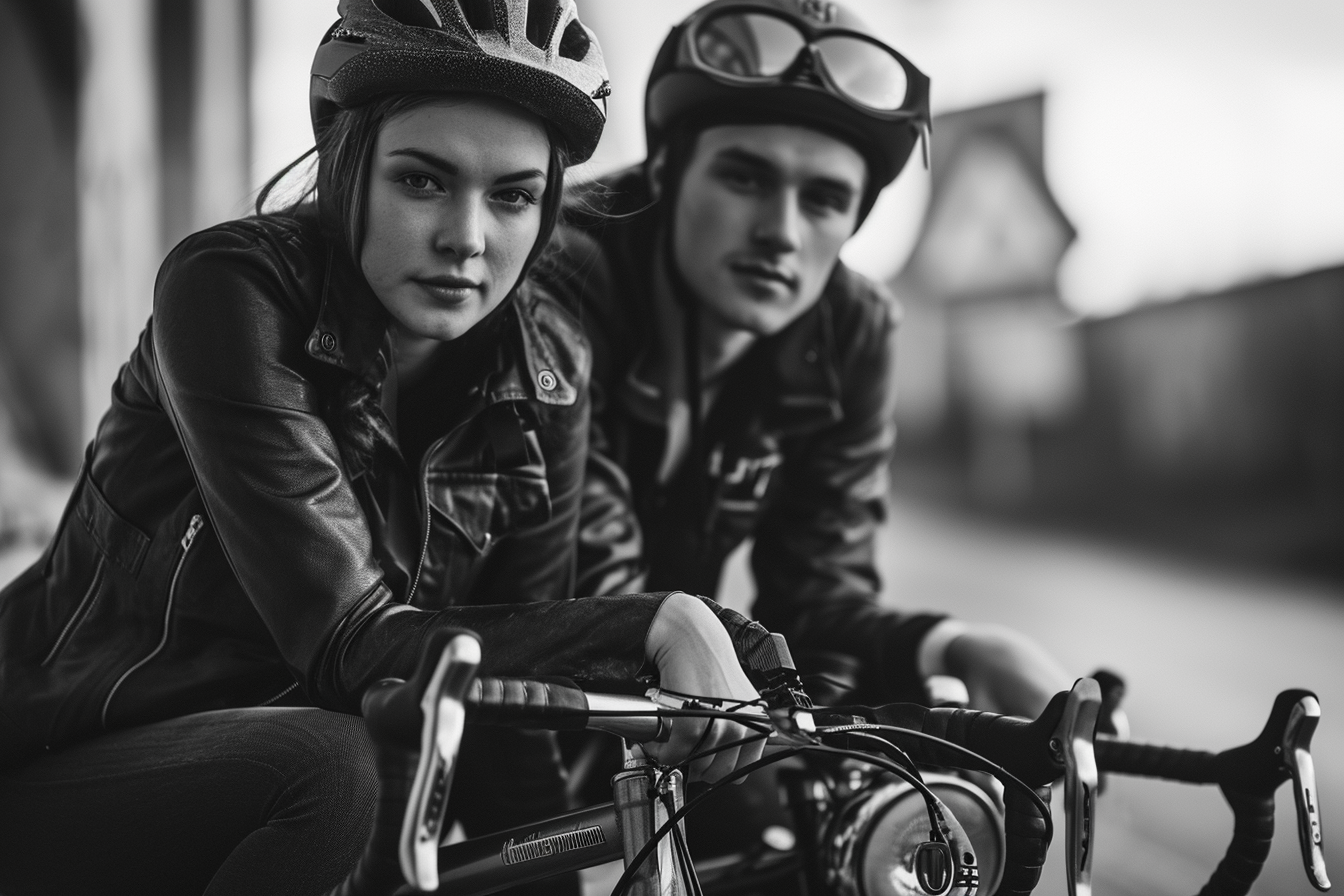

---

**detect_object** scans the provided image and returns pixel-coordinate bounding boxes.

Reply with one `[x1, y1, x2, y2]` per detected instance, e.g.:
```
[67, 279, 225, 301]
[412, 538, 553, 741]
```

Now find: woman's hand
[943, 623, 1072, 719]
[640, 592, 767, 783]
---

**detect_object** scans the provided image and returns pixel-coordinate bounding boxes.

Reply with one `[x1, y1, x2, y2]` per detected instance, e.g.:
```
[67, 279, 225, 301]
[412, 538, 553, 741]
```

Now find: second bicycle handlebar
[463, 675, 1329, 896]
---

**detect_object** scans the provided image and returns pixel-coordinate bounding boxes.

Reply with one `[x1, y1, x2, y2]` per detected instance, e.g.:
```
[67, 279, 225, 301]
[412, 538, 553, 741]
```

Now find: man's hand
[942, 623, 1073, 719]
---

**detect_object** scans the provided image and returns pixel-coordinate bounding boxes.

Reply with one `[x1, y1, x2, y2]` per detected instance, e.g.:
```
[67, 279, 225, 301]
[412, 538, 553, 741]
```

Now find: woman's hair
[255, 92, 572, 475]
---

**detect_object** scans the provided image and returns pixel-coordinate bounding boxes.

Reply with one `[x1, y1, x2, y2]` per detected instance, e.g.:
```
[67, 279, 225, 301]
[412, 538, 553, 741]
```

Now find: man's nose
[750, 189, 802, 253]
[433, 195, 486, 258]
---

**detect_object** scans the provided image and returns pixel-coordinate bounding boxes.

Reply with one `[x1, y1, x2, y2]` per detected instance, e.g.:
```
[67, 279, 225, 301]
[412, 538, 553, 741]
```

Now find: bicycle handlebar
[463, 675, 1330, 896]
[1095, 688, 1330, 895]
[466, 675, 1065, 896]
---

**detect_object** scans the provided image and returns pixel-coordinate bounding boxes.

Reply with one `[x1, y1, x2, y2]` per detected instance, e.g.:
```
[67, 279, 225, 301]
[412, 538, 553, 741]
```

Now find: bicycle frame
[421, 801, 625, 894]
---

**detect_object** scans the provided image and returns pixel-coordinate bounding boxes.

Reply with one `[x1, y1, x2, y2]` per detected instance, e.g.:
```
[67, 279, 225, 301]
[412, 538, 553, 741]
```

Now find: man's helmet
[646, 0, 930, 209]
[310, 0, 610, 162]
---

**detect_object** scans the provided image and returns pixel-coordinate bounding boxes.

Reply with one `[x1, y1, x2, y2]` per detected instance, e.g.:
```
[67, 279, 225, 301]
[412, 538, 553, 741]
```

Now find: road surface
[716, 492, 1343, 895]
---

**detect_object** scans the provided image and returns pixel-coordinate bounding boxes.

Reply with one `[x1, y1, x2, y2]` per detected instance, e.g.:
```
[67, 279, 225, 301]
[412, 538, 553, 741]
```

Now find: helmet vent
[372, 0, 443, 29]
[456, 0, 498, 33]
[558, 18, 590, 61]
[525, 0, 562, 51]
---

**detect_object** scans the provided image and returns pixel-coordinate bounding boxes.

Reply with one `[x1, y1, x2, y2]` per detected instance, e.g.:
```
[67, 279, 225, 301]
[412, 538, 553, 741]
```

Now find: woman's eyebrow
[387, 147, 458, 174]
[385, 148, 543, 185]
[494, 167, 547, 185]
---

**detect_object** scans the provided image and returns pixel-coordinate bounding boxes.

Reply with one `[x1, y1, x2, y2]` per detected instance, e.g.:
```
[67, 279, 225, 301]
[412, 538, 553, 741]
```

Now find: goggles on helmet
[675, 5, 929, 158]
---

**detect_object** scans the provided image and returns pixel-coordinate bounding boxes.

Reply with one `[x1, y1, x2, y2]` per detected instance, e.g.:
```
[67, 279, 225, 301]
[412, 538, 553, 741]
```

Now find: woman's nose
[433, 196, 486, 258]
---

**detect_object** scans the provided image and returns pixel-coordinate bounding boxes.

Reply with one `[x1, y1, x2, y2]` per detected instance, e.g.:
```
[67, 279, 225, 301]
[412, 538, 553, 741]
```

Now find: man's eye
[717, 168, 765, 192]
[803, 189, 852, 215]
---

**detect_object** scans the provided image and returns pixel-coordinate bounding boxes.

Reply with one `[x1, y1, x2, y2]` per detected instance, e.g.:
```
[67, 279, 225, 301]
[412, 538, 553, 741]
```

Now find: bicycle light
[820, 771, 1001, 896]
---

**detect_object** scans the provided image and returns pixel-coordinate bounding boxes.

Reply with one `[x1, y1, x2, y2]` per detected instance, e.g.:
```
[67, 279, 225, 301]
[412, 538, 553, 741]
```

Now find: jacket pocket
[426, 472, 498, 554]
[40, 475, 151, 668]
[425, 466, 552, 554]
[0, 473, 154, 764]
[39, 555, 107, 667]
[99, 512, 205, 727]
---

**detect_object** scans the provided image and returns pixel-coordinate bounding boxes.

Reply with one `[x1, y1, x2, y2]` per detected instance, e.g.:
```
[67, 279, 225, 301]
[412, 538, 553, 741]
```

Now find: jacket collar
[758, 285, 843, 436]
[303, 245, 578, 407]
[624, 238, 844, 438]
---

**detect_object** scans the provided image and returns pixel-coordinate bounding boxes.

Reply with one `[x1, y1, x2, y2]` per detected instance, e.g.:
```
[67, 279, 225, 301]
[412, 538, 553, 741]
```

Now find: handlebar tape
[824, 691, 1067, 787]
[999, 784, 1052, 896]
[1201, 789, 1276, 896]
[464, 677, 591, 729]
[1095, 738, 1218, 784]
[1095, 711, 1295, 896]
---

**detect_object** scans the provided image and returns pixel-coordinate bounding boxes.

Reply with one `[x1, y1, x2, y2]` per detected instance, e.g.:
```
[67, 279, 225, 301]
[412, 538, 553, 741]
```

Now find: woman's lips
[414, 276, 481, 303]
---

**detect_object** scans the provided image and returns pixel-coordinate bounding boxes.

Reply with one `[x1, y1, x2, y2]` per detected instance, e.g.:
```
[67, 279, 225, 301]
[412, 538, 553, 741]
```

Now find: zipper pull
[181, 514, 205, 551]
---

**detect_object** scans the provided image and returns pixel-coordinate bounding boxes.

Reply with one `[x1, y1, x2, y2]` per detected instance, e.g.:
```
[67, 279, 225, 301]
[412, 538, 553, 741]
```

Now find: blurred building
[892, 93, 1080, 506]
[890, 93, 1344, 576]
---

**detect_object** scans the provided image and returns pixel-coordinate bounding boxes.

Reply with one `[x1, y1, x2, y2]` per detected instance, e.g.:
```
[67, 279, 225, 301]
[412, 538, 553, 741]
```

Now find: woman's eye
[398, 173, 441, 194]
[495, 188, 538, 208]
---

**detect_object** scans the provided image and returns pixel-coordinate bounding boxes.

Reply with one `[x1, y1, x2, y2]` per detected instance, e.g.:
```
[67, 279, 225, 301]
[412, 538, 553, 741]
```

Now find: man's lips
[727, 259, 798, 290]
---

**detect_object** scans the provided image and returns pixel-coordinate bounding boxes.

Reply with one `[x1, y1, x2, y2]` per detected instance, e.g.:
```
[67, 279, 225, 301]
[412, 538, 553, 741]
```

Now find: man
[545, 0, 1069, 716]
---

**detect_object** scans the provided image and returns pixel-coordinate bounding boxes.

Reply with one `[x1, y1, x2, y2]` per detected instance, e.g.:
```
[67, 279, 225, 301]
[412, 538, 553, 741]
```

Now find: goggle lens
[693, 11, 912, 112]
[695, 12, 805, 77]
[814, 35, 908, 111]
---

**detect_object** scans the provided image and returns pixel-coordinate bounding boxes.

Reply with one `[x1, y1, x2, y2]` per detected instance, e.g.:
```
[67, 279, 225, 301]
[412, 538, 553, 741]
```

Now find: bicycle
[332, 627, 1330, 896]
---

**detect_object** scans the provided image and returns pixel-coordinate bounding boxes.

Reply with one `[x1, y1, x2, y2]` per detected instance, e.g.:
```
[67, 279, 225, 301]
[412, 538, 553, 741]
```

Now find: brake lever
[1283, 694, 1331, 891]
[1052, 677, 1102, 896]
[1089, 669, 1128, 795]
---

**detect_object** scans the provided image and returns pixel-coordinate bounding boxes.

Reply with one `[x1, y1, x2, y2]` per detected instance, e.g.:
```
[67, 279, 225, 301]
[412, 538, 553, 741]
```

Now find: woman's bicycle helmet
[646, 0, 930, 210]
[310, 0, 610, 162]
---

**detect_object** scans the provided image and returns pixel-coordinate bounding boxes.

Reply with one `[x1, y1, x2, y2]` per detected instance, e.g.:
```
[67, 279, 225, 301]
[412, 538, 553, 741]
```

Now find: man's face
[670, 124, 866, 336]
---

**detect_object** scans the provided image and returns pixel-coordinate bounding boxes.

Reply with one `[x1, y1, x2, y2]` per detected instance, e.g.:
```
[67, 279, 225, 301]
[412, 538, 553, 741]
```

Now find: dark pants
[0, 707, 578, 896]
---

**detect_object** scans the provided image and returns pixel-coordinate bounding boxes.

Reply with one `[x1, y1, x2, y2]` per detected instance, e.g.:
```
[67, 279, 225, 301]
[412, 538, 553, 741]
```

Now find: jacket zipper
[100, 514, 204, 727]
[259, 682, 299, 706]
[405, 472, 433, 607]
[40, 556, 108, 667]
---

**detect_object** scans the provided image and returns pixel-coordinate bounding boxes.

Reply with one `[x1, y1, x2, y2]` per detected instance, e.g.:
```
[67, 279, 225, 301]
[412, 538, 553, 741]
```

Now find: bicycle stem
[613, 747, 690, 896]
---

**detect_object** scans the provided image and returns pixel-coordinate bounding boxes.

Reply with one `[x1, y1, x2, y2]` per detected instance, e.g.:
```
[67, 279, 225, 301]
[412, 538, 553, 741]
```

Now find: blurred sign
[903, 93, 1075, 301]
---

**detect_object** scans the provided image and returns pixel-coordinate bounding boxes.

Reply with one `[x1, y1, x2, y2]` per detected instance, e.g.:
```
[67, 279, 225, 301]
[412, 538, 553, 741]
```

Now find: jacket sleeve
[536, 223, 649, 597]
[150, 225, 663, 708]
[749, 289, 944, 704]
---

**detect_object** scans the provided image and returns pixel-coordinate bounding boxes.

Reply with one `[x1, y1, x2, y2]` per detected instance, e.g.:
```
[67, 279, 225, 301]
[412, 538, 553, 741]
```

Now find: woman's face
[361, 95, 550, 345]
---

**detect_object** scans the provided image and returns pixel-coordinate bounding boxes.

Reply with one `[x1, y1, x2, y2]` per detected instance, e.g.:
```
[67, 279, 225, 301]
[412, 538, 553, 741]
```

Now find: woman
[0, 2, 762, 893]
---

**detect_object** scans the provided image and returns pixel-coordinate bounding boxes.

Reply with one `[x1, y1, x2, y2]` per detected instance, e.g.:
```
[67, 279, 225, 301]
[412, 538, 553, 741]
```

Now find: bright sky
[252, 0, 1344, 317]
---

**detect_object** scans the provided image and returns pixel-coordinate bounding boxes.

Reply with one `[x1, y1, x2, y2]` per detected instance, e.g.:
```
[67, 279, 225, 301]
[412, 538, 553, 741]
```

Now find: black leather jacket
[543, 169, 945, 703]
[0, 213, 702, 767]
